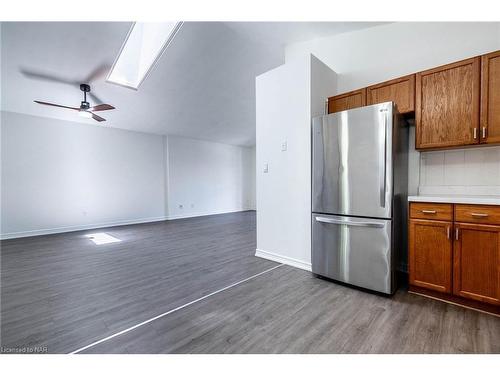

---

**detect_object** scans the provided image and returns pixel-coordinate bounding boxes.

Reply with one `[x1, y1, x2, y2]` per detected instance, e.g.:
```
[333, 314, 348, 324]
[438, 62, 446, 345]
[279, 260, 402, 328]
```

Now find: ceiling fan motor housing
[80, 84, 91, 109]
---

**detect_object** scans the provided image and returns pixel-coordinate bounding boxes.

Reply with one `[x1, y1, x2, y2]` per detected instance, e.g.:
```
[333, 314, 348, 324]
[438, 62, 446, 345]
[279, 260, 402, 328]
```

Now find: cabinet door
[480, 50, 500, 144]
[454, 223, 500, 305]
[415, 57, 480, 149]
[409, 219, 453, 293]
[328, 88, 366, 114]
[367, 74, 415, 114]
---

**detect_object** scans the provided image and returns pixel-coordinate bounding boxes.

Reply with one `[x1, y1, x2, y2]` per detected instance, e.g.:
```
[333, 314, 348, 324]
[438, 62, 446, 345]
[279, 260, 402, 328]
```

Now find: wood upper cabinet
[453, 223, 500, 305]
[415, 57, 481, 149]
[409, 219, 453, 293]
[367, 74, 415, 113]
[480, 50, 500, 144]
[328, 88, 366, 114]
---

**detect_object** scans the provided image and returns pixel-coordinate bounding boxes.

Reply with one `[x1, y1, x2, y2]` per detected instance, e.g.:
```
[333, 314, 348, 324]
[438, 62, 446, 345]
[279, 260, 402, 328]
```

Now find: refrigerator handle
[379, 109, 388, 208]
[315, 216, 385, 228]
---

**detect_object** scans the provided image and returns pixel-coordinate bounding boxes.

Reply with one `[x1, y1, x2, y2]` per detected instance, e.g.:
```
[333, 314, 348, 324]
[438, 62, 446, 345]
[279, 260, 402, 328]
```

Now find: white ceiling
[1, 22, 386, 146]
[225, 22, 388, 48]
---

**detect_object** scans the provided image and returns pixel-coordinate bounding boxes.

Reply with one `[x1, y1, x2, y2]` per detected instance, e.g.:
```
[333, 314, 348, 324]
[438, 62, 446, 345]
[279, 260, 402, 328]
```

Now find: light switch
[263, 163, 269, 173]
[281, 141, 287, 151]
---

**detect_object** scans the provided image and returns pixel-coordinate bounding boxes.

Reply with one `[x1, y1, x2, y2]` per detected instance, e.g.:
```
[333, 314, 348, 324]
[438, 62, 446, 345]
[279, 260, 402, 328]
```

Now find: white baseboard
[0, 216, 170, 240]
[255, 248, 312, 272]
[0, 208, 256, 240]
[167, 207, 252, 220]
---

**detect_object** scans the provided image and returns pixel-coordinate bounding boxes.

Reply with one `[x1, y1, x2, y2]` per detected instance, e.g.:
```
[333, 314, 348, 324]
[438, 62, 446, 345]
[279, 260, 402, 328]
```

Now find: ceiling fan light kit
[33, 83, 115, 123]
[78, 110, 93, 119]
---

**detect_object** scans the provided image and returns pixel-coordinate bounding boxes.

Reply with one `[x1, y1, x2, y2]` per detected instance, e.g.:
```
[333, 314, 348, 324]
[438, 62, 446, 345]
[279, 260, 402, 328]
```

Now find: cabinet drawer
[455, 204, 500, 225]
[410, 202, 453, 221]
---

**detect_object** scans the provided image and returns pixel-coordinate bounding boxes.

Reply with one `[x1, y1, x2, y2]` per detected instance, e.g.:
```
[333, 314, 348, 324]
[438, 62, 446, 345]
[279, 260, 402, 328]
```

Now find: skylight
[107, 22, 183, 90]
[86, 233, 121, 245]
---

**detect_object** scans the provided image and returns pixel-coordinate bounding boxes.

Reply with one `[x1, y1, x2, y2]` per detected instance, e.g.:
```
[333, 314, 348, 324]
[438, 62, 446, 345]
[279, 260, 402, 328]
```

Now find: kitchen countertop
[408, 195, 500, 205]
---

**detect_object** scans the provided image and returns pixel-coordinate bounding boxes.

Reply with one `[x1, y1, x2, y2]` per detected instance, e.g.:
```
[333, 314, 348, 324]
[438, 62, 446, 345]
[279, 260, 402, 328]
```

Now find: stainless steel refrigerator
[311, 102, 408, 294]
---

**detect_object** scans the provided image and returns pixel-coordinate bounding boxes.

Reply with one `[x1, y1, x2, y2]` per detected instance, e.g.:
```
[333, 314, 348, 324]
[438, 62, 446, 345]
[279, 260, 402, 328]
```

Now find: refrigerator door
[312, 213, 393, 294]
[312, 102, 393, 219]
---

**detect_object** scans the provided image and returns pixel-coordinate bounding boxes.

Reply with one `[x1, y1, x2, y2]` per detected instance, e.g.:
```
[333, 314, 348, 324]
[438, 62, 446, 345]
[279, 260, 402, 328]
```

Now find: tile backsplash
[418, 146, 500, 196]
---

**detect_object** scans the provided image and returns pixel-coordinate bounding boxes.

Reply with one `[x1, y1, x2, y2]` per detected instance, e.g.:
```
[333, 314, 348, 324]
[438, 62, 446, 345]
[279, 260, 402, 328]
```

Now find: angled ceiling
[224, 22, 389, 48]
[1, 22, 387, 146]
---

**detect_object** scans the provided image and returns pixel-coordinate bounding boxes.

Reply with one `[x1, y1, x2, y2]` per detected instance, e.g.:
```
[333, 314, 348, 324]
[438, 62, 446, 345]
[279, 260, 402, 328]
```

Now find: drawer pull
[471, 213, 489, 218]
[421, 210, 437, 214]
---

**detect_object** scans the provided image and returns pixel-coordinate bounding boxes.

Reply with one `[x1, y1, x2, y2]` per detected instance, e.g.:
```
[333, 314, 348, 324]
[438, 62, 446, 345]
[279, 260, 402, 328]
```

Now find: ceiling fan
[34, 84, 115, 122]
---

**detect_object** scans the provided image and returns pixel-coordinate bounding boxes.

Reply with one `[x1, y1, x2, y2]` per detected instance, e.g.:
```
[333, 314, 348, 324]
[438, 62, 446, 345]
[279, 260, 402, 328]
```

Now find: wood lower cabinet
[415, 57, 481, 149]
[480, 50, 500, 144]
[367, 74, 415, 114]
[328, 88, 366, 114]
[409, 219, 452, 293]
[409, 202, 500, 313]
[453, 223, 500, 305]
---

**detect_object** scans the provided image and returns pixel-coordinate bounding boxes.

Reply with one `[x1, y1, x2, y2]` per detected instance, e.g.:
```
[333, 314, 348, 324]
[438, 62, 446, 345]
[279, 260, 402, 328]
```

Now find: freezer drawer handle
[315, 216, 385, 228]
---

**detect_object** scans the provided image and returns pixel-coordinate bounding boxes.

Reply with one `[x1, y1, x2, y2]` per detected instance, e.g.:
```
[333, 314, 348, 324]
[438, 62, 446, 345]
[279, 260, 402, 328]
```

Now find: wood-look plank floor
[1, 211, 277, 353]
[2, 211, 499, 354]
[83, 265, 500, 354]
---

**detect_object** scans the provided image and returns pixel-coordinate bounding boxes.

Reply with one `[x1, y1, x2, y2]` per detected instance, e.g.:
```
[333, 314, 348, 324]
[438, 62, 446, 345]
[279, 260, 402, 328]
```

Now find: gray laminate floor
[1, 211, 499, 354]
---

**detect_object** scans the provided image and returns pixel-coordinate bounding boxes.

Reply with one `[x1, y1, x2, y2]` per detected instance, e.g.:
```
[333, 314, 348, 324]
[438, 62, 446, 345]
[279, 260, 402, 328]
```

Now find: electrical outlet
[263, 163, 269, 173]
[281, 141, 287, 151]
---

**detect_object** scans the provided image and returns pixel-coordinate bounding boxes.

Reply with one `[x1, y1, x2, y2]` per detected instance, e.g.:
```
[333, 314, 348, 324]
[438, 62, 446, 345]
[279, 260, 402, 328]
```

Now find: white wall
[286, 22, 500, 198]
[286, 22, 500, 93]
[1, 112, 256, 239]
[165, 135, 255, 219]
[255, 55, 336, 270]
[1, 111, 166, 238]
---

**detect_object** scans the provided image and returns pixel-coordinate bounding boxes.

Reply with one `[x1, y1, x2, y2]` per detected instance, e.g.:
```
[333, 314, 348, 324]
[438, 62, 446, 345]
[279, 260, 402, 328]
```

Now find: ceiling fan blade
[91, 112, 106, 122]
[90, 104, 115, 112]
[84, 64, 111, 83]
[34, 100, 80, 111]
[21, 69, 78, 86]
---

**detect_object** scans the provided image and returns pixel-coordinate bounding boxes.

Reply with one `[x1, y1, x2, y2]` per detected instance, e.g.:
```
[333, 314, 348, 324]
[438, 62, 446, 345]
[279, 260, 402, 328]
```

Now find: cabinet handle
[421, 210, 437, 214]
[446, 226, 450, 240]
[455, 228, 459, 241]
[482, 126, 487, 139]
[473, 127, 478, 140]
[471, 212, 489, 217]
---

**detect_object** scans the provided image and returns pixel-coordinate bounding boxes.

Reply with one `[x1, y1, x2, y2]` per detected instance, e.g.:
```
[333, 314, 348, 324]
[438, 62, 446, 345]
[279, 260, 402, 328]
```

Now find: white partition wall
[255, 55, 336, 270]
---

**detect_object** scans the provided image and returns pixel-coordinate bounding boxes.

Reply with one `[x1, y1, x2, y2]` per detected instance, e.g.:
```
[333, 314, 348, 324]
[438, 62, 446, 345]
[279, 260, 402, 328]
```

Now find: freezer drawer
[312, 213, 394, 294]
